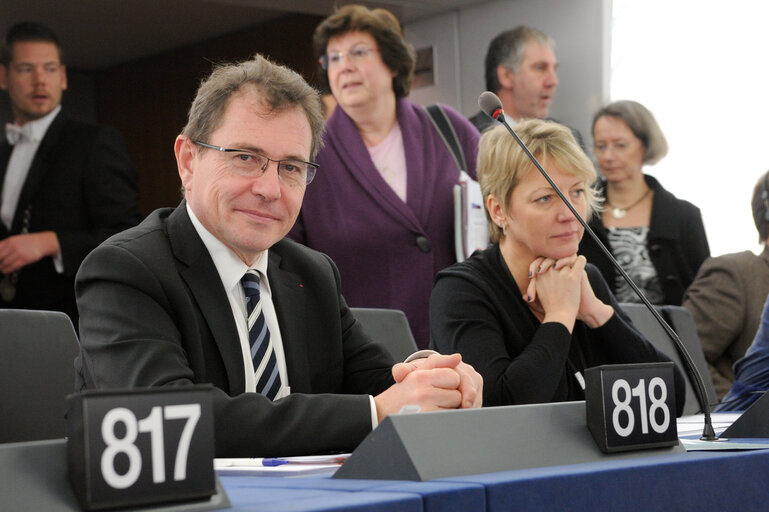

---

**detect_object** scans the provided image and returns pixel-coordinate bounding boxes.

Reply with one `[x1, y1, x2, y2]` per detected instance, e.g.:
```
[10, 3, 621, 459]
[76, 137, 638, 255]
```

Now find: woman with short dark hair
[289, 4, 480, 349]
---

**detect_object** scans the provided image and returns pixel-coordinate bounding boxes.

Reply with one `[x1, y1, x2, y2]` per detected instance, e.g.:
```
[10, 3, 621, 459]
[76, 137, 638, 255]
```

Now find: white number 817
[100, 404, 201, 489]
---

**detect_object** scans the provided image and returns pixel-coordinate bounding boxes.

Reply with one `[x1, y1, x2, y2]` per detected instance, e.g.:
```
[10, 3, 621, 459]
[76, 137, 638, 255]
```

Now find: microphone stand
[488, 108, 716, 441]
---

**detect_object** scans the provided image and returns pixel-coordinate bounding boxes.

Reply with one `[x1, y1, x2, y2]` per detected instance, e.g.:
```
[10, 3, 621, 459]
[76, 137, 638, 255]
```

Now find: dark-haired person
[683, 171, 769, 400]
[467, 26, 583, 149]
[579, 100, 709, 306]
[0, 22, 139, 324]
[430, 119, 684, 413]
[468, 26, 559, 133]
[288, 4, 480, 349]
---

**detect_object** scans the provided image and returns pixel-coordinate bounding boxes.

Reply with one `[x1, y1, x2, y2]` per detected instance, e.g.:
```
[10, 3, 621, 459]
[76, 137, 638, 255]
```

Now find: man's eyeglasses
[192, 140, 318, 186]
[319, 47, 378, 70]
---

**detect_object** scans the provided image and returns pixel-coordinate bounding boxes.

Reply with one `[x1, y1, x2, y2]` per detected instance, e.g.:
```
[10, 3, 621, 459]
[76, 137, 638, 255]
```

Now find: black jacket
[467, 109, 585, 150]
[0, 112, 140, 323]
[430, 243, 685, 414]
[75, 204, 395, 457]
[579, 175, 709, 305]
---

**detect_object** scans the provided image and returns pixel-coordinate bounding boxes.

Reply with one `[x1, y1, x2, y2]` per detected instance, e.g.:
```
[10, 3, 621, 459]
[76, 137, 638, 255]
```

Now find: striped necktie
[241, 270, 281, 400]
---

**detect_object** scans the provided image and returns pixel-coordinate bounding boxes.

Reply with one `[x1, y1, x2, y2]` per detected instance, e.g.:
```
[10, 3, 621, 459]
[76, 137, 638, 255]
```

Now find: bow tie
[5, 123, 34, 145]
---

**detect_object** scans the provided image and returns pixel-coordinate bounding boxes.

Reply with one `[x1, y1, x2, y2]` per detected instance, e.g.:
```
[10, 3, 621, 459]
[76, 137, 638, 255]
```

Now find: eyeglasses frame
[318, 47, 379, 70]
[191, 139, 319, 185]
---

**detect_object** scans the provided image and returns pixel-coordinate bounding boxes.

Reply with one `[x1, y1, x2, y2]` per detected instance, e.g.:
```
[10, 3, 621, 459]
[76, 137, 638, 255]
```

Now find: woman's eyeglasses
[319, 47, 378, 70]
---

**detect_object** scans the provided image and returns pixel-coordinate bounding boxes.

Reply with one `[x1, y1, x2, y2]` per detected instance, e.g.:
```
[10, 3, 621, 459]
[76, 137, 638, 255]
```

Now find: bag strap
[424, 104, 468, 173]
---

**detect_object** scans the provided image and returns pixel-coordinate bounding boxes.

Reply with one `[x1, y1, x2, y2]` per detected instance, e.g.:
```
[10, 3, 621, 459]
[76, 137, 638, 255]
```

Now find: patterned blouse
[606, 227, 665, 304]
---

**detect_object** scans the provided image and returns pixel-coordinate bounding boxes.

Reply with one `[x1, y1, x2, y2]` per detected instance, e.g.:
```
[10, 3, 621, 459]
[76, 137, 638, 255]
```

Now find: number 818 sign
[585, 363, 679, 453]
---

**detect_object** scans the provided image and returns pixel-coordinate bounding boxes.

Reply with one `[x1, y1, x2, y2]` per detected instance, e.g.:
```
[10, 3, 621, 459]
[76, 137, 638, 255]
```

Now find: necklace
[607, 187, 651, 219]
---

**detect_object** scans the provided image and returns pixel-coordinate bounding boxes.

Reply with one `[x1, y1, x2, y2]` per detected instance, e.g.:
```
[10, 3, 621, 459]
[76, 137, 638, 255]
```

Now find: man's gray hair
[182, 54, 324, 159]
[484, 26, 554, 93]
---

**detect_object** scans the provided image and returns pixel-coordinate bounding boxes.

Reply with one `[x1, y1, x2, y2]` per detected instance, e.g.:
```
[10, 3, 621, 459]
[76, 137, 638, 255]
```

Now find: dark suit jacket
[75, 203, 397, 457]
[467, 109, 585, 150]
[0, 111, 140, 322]
[468, 110, 496, 133]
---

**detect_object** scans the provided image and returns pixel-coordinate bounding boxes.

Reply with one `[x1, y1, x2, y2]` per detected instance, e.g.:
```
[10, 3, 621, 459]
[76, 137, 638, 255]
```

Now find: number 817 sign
[67, 386, 215, 511]
[585, 363, 679, 453]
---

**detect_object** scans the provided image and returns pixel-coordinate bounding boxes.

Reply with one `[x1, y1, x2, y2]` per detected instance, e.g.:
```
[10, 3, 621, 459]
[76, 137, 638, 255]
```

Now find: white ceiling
[4, 0, 489, 70]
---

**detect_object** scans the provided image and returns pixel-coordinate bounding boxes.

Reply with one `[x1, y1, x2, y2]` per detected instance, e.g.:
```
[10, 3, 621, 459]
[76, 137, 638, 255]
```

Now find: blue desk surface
[216, 449, 769, 512]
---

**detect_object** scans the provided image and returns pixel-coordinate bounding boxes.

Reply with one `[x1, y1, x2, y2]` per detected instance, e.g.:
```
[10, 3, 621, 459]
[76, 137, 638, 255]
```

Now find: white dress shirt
[2, 105, 64, 272]
[186, 204, 380, 427]
[2, 106, 61, 230]
[187, 203, 290, 399]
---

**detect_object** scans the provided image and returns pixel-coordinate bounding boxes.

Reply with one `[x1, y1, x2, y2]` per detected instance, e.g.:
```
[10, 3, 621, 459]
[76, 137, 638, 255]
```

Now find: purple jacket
[289, 98, 480, 349]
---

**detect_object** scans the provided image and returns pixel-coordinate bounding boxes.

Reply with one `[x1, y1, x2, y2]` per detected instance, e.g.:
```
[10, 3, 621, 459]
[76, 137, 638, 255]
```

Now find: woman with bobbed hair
[289, 4, 480, 349]
[430, 119, 684, 411]
[579, 100, 709, 306]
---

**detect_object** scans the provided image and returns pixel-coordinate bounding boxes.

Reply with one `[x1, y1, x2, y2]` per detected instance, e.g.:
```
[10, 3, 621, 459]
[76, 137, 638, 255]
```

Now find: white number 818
[611, 377, 670, 437]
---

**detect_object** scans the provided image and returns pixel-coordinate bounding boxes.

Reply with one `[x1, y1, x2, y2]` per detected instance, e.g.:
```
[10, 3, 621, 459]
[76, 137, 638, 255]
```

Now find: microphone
[478, 91, 717, 441]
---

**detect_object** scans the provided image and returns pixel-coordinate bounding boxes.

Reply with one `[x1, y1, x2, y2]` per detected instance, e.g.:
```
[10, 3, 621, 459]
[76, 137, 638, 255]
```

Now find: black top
[468, 110, 496, 133]
[430, 243, 685, 415]
[579, 175, 709, 305]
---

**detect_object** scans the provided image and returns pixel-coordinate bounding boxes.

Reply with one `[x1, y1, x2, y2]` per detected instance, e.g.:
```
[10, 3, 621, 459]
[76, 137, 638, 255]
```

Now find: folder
[454, 171, 489, 262]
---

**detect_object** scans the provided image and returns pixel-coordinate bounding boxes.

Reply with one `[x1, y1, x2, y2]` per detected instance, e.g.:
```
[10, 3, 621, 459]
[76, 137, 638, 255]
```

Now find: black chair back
[0, 310, 79, 443]
[619, 303, 717, 415]
[350, 308, 418, 362]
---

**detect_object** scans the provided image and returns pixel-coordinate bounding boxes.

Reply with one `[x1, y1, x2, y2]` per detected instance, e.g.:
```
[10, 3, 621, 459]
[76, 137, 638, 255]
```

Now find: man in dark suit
[0, 22, 139, 323]
[75, 55, 482, 457]
[468, 26, 583, 149]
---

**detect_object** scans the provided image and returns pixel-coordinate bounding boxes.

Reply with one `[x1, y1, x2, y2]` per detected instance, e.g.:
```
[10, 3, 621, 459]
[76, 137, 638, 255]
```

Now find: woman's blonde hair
[478, 119, 601, 243]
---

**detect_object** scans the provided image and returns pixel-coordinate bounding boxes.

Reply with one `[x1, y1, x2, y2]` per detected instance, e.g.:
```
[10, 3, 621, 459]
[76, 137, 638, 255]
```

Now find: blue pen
[262, 458, 289, 467]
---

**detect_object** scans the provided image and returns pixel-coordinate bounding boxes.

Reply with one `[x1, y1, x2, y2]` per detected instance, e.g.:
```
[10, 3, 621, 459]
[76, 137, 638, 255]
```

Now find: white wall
[403, 11, 462, 111]
[608, 0, 769, 257]
[404, 0, 766, 257]
[404, 0, 608, 141]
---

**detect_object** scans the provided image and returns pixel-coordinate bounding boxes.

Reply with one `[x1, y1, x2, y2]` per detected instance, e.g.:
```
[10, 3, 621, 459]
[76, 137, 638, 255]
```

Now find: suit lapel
[761, 246, 769, 269]
[167, 203, 246, 395]
[0, 142, 10, 238]
[647, 175, 680, 242]
[267, 243, 311, 392]
[0, 141, 11, 192]
[11, 112, 65, 233]
[401, 100, 434, 222]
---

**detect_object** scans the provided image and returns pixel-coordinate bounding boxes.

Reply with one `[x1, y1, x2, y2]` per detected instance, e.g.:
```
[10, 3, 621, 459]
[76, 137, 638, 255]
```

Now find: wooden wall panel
[95, 13, 324, 217]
